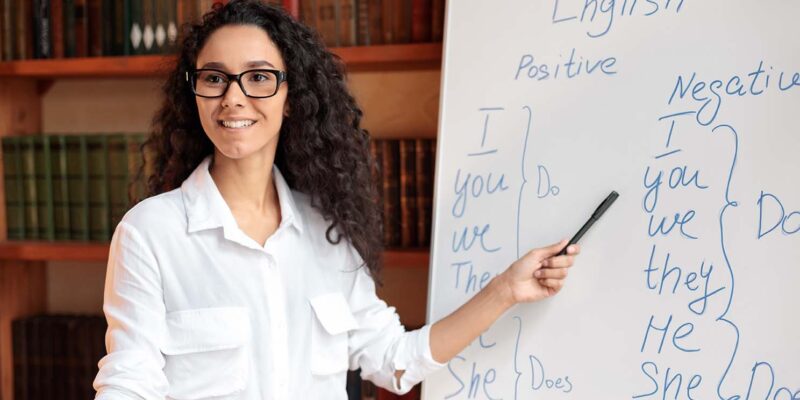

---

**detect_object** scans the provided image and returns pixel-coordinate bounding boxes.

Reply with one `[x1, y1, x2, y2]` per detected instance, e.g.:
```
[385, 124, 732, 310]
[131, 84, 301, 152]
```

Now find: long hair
[138, 0, 384, 281]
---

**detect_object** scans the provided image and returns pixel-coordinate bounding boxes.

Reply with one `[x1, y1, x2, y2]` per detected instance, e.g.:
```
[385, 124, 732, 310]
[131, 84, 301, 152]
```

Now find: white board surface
[424, 1, 800, 398]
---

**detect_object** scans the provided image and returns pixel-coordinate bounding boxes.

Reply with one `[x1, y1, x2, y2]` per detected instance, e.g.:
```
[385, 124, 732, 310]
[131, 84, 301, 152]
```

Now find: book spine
[380, 0, 393, 44]
[35, 135, 56, 240]
[15, 0, 33, 59]
[414, 138, 432, 247]
[52, 135, 72, 240]
[410, 0, 430, 43]
[126, 133, 146, 204]
[366, 0, 381, 45]
[101, 0, 113, 55]
[12, 318, 29, 400]
[63, 0, 76, 56]
[74, 0, 89, 57]
[430, 0, 443, 42]
[318, 0, 338, 47]
[88, 0, 103, 56]
[141, 0, 156, 54]
[21, 136, 40, 240]
[398, 139, 417, 247]
[338, 0, 355, 46]
[33, 0, 52, 58]
[128, 0, 142, 54]
[380, 139, 400, 247]
[3, 137, 26, 240]
[166, 0, 177, 50]
[88, 135, 110, 241]
[66, 135, 90, 240]
[1, 0, 12, 60]
[107, 134, 129, 233]
[51, 0, 65, 57]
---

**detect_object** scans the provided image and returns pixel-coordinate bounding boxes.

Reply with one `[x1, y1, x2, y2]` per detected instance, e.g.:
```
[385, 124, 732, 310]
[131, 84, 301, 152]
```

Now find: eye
[249, 72, 273, 82]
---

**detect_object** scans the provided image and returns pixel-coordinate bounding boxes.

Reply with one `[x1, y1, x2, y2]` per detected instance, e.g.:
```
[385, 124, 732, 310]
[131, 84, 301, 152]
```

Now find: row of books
[2, 133, 146, 241]
[300, 0, 445, 48]
[373, 138, 435, 248]
[12, 314, 107, 400]
[0, 0, 285, 60]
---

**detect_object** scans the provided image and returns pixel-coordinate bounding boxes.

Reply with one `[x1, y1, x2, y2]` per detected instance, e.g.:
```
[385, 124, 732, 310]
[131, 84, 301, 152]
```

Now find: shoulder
[118, 188, 187, 237]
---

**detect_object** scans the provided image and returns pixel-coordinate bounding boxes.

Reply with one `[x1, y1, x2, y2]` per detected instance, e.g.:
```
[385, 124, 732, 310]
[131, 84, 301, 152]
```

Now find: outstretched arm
[428, 239, 580, 364]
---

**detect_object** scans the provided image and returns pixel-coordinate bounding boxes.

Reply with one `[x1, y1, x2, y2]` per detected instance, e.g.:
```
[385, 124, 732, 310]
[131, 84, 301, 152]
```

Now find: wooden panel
[0, 261, 47, 400]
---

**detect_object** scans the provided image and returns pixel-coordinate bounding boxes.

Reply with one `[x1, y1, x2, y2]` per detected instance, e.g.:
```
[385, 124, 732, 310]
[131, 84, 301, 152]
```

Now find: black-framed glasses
[186, 68, 288, 99]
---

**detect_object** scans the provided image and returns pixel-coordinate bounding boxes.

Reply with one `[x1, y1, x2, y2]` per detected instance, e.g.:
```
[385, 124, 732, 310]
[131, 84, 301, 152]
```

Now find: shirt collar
[181, 156, 304, 235]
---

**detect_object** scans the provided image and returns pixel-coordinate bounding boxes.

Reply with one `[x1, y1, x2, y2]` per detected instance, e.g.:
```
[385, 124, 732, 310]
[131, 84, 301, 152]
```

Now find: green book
[34, 135, 55, 240]
[2, 137, 26, 240]
[20, 136, 39, 240]
[51, 135, 71, 241]
[66, 135, 89, 241]
[63, 0, 76, 57]
[127, 133, 146, 204]
[107, 134, 129, 233]
[87, 135, 109, 241]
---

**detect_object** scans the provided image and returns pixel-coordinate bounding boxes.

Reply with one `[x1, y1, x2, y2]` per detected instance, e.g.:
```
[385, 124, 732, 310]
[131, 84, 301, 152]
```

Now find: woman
[93, 1, 579, 399]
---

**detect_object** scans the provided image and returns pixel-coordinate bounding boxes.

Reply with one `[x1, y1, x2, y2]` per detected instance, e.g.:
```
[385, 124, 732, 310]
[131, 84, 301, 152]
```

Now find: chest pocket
[309, 293, 359, 375]
[162, 307, 250, 399]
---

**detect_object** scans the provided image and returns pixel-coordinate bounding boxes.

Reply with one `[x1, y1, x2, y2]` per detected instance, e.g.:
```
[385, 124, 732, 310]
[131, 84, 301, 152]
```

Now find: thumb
[528, 239, 569, 261]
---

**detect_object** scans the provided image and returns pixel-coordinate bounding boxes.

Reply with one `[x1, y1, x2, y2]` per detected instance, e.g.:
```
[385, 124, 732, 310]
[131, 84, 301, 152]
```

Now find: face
[194, 25, 288, 162]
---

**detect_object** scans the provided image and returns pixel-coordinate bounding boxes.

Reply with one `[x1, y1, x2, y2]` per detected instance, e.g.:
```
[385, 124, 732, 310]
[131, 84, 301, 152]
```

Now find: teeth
[221, 120, 255, 128]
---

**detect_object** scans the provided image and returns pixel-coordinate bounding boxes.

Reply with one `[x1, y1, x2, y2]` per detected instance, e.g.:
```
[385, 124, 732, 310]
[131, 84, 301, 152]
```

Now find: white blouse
[93, 156, 444, 400]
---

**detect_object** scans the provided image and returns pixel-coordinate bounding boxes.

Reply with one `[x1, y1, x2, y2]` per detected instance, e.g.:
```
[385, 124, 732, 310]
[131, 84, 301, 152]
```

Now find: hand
[497, 239, 580, 304]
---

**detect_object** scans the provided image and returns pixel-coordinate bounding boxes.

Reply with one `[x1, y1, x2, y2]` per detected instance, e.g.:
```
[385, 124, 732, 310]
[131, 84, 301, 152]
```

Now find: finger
[538, 278, 564, 291]
[529, 239, 569, 260]
[534, 267, 569, 279]
[541, 255, 575, 269]
[566, 244, 581, 255]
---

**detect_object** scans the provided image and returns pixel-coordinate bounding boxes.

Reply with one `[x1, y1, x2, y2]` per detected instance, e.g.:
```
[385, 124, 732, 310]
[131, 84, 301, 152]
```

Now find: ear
[283, 103, 290, 118]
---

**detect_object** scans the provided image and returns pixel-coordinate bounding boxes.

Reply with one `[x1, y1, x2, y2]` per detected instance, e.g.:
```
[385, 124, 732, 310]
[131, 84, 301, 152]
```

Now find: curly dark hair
[137, 0, 384, 281]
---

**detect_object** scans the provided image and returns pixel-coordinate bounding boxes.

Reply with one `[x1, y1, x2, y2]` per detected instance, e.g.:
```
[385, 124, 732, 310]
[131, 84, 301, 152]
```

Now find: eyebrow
[199, 60, 277, 70]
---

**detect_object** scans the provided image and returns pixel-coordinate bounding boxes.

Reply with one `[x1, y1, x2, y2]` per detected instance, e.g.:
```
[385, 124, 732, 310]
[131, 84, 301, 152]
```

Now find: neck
[208, 150, 280, 215]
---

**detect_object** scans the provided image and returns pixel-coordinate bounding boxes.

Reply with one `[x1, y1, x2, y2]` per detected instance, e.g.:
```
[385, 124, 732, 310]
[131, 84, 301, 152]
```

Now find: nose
[221, 78, 247, 108]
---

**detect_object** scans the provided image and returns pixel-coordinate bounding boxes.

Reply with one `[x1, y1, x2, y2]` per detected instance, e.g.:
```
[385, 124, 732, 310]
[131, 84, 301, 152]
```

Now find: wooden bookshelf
[0, 43, 443, 78]
[0, 241, 430, 268]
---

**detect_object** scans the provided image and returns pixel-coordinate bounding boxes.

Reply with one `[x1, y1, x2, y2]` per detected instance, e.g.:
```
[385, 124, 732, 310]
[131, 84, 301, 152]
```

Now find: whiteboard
[424, 1, 800, 398]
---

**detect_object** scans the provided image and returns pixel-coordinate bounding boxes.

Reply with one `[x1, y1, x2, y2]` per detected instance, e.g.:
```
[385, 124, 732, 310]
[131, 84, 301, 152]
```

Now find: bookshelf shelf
[0, 43, 443, 78]
[0, 241, 430, 268]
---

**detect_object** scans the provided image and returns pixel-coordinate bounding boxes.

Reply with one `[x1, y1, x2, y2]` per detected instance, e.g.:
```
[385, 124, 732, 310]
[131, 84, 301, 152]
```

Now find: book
[380, 140, 400, 247]
[414, 138, 432, 247]
[430, 0, 443, 42]
[66, 135, 90, 241]
[51, 135, 72, 240]
[20, 135, 40, 240]
[107, 134, 129, 233]
[88, 0, 103, 56]
[33, 0, 53, 58]
[87, 135, 110, 241]
[15, 0, 34, 59]
[338, 0, 356, 46]
[74, 0, 90, 57]
[3, 136, 26, 240]
[63, 0, 76, 56]
[127, 133, 146, 204]
[51, 0, 66, 58]
[129, 0, 143, 54]
[366, 0, 382, 45]
[410, 0, 431, 43]
[318, 0, 338, 47]
[34, 135, 56, 240]
[398, 139, 417, 247]
[12, 318, 28, 400]
[142, 0, 156, 54]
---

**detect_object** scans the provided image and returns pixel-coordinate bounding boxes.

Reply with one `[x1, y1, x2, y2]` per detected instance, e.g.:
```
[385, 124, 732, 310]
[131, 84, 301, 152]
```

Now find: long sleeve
[93, 222, 170, 399]
[344, 252, 446, 395]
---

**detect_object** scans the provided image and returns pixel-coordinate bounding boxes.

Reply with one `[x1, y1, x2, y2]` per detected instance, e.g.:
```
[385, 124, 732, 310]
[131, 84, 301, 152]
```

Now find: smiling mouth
[219, 120, 256, 129]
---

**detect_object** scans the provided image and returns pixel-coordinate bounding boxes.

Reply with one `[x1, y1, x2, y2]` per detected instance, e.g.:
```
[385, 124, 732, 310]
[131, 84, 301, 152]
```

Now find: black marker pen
[557, 191, 619, 256]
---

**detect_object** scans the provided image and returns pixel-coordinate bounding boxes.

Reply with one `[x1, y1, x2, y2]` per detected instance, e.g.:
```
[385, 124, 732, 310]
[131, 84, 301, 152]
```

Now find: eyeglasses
[186, 68, 288, 99]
